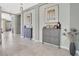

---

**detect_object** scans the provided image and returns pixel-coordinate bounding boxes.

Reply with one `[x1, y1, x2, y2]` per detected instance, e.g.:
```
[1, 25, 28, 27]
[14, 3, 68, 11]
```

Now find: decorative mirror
[47, 9, 55, 20]
[26, 13, 32, 24]
[45, 5, 59, 27]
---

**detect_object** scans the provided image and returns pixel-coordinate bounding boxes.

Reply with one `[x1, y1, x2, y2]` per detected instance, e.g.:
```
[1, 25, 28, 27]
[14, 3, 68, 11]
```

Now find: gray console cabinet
[43, 27, 60, 47]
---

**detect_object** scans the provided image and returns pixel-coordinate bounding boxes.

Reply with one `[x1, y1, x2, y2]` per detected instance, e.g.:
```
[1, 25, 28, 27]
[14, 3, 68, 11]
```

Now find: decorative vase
[70, 42, 76, 56]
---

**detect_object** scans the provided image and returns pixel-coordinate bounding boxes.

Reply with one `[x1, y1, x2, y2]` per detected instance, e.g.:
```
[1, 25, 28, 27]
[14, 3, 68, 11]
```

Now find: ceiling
[0, 3, 38, 14]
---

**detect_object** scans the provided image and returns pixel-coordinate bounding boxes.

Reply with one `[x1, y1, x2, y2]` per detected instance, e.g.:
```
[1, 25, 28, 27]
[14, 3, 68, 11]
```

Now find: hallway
[0, 3, 79, 56]
[0, 32, 70, 56]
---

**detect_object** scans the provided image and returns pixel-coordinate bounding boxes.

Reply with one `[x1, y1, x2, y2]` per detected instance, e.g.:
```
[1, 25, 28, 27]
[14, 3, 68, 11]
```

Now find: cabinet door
[43, 28, 60, 46]
[43, 28, 51, 43]
[50, 29, 60, 45]
[50, 35, 60, 45]
[43, 28, 51, 36]
[50, 29, 59, 37]
[43, 35, 51, 43]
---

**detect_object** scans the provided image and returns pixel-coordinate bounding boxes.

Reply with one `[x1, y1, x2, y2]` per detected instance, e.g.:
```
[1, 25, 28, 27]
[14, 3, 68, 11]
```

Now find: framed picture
[26, 13, 32, 25]
[45, 5, 59, 25]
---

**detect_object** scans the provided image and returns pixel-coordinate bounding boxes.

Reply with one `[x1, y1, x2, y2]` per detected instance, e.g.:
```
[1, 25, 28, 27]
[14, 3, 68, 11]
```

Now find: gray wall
[70, 3, 79, 51]
[70, 4, 79, 30]
[0, 7, 1, 39]
[16, 15, 21, 34]
[23, 8, 39, 41]
[59, 3, 70, 50]
[39, 3, 70, 49]
[39, 4, 58, 42]
[23, 3, 79, 51]
[15, 3, 79, 54]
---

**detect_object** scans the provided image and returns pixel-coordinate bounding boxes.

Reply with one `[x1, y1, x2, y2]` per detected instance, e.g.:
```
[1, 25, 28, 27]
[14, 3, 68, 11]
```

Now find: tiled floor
[0, 31, 70, 56]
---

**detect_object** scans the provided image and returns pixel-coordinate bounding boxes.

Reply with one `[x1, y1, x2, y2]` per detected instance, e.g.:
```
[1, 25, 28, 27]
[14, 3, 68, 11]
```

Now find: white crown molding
[1, 10, 17, 15]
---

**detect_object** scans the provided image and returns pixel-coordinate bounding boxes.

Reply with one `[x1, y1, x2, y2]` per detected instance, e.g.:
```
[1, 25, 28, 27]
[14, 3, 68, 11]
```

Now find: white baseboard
[43, 42, 59, 48]
[60, 46, 69, 50]
[76, 50, 79, 56]
[32, 39, 41, 43]
[20, 35, 24, 38]
[39, 39, 42, 43]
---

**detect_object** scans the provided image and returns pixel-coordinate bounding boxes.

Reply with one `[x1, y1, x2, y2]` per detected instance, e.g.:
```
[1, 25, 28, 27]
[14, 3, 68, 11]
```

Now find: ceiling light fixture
[20, 3, 23, 12]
